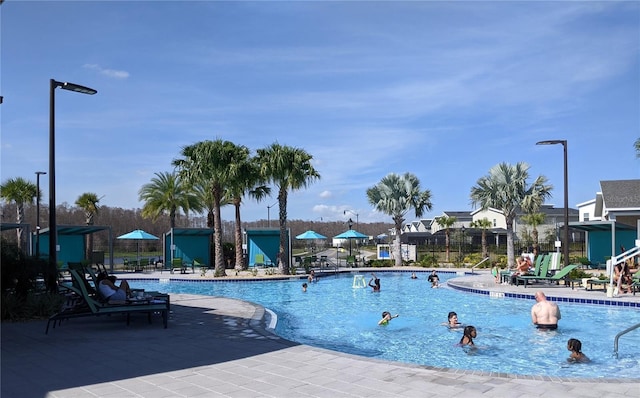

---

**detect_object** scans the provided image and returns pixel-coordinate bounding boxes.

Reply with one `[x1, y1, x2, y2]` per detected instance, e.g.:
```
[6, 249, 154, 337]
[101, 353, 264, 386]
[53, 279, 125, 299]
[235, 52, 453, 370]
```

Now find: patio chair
[346, 255, 357, 267]
[518, 264, 580, 288]
[254, 254, 265, 268]
[171, 258, 186, 274]
[138, 258, 150, 272]
[515, 255, 551, 286]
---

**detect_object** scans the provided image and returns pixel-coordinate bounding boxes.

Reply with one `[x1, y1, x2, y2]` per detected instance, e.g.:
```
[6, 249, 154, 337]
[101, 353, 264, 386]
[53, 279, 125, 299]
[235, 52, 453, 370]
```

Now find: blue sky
[1, 1, 639, 226]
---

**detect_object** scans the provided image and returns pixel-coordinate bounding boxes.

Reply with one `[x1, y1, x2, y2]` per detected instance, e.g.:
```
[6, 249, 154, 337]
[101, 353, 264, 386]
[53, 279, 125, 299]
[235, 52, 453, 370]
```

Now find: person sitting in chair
[96, 272, 131, 303]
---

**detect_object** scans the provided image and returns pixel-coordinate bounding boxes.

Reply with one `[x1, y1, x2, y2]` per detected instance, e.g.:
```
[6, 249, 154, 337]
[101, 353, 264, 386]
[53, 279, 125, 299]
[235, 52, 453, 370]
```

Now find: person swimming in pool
[459, 325, 477, 346]
[410, 272, 418, 279]
[302, 283, 308, 292]
[378, 311, 399, 325]
[531, 291, 561, 330]
[567, 338, 590, 363]
[443, 311, 463, 328]
[369, 273, 381, 292]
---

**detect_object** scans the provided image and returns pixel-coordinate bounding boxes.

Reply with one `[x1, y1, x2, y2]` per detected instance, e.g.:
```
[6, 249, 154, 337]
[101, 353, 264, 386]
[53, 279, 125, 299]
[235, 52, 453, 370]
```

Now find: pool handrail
[613, 322, 640, 359]
[470, 257, 490, 273]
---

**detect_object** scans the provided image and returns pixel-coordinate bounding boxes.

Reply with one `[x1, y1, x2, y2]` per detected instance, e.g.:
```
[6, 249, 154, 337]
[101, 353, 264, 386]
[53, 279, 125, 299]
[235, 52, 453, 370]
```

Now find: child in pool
[567, 338, 590, 363]
[378, 311, 399, 325]
[459, 325, 477, 346]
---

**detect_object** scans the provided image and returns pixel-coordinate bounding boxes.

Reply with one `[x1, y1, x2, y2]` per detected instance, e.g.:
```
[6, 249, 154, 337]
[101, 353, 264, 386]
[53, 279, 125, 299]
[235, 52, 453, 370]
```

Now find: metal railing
[613, 322, 640, 359]
[470, 257, 491, 272]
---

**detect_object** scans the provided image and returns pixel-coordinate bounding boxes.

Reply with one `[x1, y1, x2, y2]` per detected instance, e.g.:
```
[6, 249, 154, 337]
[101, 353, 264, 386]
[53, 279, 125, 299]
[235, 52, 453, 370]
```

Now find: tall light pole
[35, 171, 46, 257]
[49, 79, 97, 270]
[267, 201, 277, 227]
[343, 209, 359, 229]
[348, 218, 353, 256]
[536, 139, 569, 268]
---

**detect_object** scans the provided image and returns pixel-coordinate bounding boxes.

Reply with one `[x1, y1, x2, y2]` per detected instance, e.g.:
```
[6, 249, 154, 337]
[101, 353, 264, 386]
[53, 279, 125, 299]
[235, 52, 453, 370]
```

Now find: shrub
[1, 291, 64, 321]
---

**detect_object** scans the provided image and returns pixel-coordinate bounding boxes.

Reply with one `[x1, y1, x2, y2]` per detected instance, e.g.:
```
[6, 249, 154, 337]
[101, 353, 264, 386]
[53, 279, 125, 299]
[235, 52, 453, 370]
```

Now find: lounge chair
[254, 254, 265, 268]
[518, 264, 580, 288]
[346, 255, 357, 267]
[171, 258, 186, 274]
[515, 255, 551, 286]
[46, 269, 169, 334]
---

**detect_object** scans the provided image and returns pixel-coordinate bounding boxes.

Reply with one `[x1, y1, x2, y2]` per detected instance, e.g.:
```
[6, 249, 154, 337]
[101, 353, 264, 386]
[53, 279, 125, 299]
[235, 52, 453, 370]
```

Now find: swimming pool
[132, 272, 640, 379]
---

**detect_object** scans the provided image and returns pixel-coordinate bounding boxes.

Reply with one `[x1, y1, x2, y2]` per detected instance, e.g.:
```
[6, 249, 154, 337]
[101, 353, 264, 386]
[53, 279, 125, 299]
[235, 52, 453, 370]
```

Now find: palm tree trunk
[532, 228, 539, 256]
[393, 222, 402, 266]
[506, 216, 515, 268]
[445, 229, 450, 262]
[16, 204, 24, 249]
[481, 230, 488, 259]
[212, 189, 226, 277]
[278, 191, 290, 275]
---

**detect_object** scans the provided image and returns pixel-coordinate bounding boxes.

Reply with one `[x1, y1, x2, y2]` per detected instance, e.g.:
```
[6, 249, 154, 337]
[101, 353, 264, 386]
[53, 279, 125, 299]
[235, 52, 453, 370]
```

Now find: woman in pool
[378, 311, 399, 325]
[443, 311, 463, 328]
[459, 325, 477, 346]
[567, 338, 590, 363]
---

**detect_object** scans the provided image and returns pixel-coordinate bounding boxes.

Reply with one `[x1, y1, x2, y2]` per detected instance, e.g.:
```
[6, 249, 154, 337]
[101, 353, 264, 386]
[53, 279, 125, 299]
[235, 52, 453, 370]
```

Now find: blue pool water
[132, 272, 640, 379]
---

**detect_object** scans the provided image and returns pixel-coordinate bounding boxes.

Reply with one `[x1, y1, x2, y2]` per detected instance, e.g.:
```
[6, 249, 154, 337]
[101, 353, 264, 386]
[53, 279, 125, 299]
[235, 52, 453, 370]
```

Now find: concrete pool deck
[1, 268, 638, 397]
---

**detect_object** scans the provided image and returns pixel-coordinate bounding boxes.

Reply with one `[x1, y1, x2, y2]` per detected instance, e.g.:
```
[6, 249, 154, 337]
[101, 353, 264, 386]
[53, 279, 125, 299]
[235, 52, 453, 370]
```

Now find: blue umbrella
[296, 230, 327, 240]
[117, 229, 159, 263]
[334, 230, 368, 239]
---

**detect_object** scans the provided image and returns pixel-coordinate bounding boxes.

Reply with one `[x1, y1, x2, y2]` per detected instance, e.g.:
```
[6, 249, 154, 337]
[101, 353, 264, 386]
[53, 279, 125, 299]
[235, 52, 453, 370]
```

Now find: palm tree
[520, 212, 546, 256]
[173, 140, 248, 277]
[256, 143, 320, 275]
[75, 192, 101, 260]
[0, 177, 37, 249]
[434, 216, 456, 263]
[139, 171, 201, 229]
[470, 217, 492, 259]
[366, 173, 432, 266]
[222, 151, 270, 272]
[470, 162, 552, 269]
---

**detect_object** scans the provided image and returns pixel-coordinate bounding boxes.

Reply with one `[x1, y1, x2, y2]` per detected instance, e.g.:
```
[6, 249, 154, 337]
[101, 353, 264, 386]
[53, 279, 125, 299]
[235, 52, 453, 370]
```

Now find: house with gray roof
[574, 179, 640, 265]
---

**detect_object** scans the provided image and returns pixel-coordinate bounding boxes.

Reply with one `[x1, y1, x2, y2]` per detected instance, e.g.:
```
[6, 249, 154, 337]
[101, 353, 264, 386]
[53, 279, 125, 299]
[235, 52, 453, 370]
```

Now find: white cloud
[84, 64, 130, 79]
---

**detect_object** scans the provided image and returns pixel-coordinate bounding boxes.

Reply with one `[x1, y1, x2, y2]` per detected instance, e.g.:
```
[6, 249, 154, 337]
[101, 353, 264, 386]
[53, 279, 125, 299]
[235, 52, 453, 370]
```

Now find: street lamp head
[536, 140, 566, 146]
[53, 80, 97, 95]
[35, 171, 46, 175]
[348, 218, 353, 229]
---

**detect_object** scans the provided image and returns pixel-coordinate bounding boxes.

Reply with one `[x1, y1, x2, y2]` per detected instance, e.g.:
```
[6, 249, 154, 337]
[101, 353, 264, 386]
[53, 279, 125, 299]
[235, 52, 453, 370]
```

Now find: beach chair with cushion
[46, 269, 169, 334]
[254, 254, 265, 268]
[171, 258, 186, 274]
[518, 264, 580, 288]
[515, 255, 551, 286]
[138, 258, 150, 272]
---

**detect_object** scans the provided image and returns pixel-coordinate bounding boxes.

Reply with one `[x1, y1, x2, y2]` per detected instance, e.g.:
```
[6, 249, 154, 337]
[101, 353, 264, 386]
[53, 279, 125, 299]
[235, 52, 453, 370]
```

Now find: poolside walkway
[2, 268, 638, 397]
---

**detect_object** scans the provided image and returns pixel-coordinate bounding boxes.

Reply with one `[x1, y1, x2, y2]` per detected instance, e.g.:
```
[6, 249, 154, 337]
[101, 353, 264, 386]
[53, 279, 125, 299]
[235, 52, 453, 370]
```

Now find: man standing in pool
[531, 291, 561, 330]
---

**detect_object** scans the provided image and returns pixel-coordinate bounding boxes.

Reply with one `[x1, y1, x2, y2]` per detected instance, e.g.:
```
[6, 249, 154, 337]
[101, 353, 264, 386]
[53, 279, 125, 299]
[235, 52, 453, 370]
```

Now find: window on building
[493, 219, 496, 227]
[583, 213, 589, 221]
